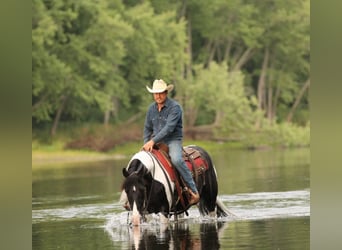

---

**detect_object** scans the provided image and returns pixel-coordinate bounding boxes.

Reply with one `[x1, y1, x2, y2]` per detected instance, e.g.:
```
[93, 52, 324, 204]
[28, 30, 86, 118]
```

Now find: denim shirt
[143, 98, 183, 144]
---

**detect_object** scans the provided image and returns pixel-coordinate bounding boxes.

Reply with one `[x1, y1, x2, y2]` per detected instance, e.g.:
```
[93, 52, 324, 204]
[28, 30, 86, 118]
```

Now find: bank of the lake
[32, 140, 246, 167]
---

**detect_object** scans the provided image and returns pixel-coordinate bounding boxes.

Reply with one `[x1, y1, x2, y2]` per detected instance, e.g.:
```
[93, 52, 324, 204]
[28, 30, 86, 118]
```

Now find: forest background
[32, 0, 310, 157]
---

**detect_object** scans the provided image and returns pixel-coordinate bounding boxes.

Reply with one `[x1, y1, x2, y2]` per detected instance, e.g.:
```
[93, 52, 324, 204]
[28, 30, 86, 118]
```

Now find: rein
[150, 153, 173, 198]
[143, 151, 174, 216]
[141, 151, 156, 217]
[126, 150, 175, 223]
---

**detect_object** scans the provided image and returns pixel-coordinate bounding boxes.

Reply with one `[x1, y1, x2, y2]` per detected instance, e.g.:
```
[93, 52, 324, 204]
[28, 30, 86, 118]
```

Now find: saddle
[151, 143, 208, 212]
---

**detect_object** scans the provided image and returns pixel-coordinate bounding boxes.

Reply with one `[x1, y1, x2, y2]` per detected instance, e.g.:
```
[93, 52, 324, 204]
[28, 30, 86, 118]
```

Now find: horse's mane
[122, 172, 139, 186]
[126, 151, 155, 173]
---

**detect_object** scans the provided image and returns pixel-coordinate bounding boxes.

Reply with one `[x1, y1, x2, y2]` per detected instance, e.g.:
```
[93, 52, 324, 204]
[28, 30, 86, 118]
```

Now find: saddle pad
[151, 149, 176, 181]
[183, 147, 209, 172]
[152, 147, 208, 182]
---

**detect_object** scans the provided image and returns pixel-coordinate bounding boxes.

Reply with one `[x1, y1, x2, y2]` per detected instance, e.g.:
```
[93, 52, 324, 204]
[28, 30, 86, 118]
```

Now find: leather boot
[188, 189, 200, 205]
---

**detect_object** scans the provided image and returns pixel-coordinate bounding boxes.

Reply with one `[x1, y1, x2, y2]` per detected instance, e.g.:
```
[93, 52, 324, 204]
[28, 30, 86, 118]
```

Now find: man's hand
[143, 140, 155, 152]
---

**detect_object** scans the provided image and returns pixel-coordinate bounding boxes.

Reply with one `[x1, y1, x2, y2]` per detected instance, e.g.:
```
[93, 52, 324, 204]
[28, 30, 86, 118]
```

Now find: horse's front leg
[208, 210, 216, 217]
[159, 212, 169, 224]
[119, 190, 130, 210]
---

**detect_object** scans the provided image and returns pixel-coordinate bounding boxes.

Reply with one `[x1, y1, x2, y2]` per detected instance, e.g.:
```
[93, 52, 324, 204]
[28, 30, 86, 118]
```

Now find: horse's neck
[131, 151, 156, 173]
[132, 151, 174, 209]
[132, 151, 168, 181]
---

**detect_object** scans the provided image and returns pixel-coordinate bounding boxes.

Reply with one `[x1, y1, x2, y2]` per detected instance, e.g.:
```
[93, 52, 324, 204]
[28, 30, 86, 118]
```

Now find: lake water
[32, 146, 310, 249]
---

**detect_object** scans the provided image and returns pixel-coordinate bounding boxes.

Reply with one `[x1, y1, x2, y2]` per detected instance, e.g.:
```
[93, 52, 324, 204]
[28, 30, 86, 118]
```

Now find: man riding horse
[142, 79, 200, 206]
[120, 80, 234, 225]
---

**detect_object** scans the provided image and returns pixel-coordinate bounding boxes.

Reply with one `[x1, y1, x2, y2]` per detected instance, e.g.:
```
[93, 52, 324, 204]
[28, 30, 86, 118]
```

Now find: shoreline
[32, 151, 129, 167]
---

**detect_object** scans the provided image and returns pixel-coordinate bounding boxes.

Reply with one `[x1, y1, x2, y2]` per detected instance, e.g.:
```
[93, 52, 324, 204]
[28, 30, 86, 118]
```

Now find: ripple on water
[32, 189, 310, 225]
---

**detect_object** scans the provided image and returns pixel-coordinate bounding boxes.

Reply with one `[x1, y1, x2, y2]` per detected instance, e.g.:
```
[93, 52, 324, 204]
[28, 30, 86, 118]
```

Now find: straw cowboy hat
[146, 79, 174, 93]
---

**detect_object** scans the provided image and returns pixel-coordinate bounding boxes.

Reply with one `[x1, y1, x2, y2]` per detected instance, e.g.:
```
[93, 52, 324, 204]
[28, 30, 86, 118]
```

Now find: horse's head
[122, 159, 152, 226]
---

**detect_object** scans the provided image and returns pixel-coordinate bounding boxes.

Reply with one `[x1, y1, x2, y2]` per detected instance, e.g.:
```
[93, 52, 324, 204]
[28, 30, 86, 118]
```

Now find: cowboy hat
[146, 79, 174, 93]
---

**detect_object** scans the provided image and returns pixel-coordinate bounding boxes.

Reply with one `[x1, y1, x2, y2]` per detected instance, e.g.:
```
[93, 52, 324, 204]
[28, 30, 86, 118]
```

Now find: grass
[32, 121, 309, 166]
[32, 138, 244, 167]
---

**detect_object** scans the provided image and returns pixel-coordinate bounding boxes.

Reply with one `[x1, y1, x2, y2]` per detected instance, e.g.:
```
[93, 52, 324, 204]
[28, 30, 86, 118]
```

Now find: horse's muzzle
[131, 214, 141, 226]
[131, 202, 142, 226]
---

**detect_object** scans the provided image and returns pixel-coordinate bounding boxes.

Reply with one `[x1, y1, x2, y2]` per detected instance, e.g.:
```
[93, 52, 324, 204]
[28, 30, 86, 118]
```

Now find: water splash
[32, 189, 310, 224]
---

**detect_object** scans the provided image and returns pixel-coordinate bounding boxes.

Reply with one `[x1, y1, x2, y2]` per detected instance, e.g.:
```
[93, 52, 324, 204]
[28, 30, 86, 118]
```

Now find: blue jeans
[166, 140, 198, 194]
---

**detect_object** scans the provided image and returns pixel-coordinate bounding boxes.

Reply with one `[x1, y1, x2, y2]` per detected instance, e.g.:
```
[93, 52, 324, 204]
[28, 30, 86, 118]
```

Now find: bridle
[141, 151, 156, 217]
[125, 150, 175, 224]
[125, 152, 156, 223]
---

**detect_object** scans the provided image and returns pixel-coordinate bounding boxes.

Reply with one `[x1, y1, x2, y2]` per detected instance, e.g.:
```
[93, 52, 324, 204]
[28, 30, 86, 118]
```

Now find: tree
[181, 62, 258, 138]
[251, 0, 310, 127]
[286, 79, 310, 123]
[32, 0, 310, 144]
[186, 0, 263, 70]
[121, 2, 187, 111]
[32, 0, 133, 134]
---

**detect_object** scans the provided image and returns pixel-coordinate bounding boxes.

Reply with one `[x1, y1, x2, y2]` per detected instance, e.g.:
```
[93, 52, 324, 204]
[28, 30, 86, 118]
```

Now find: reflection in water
[105, 220, 229, 250]
[103, 189, 309, 249]
[33, 148, 310, 249]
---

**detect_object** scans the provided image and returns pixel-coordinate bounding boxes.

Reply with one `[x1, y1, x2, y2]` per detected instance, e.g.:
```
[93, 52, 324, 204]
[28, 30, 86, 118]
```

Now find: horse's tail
[216, 198, 238, 218]
[187, 145, 238, 218]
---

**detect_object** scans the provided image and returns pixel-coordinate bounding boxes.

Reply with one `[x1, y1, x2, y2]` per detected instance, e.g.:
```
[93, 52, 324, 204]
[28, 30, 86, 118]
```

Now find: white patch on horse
[132, 201, 141, 226]
[133, 185, 136, 192]
[126, 151, 175, 209]
[159, 212, 169, 224]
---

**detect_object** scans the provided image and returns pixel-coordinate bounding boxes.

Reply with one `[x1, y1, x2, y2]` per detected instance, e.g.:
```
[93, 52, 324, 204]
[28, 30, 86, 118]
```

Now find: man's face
[153, 91, 167, 105]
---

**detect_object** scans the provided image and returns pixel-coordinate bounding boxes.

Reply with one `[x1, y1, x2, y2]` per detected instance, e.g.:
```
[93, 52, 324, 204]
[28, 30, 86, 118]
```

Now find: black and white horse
[120, 145, 231, 226]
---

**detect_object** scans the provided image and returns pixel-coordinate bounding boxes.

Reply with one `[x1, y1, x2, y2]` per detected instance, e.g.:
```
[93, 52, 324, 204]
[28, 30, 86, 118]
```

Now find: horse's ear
[136, 164, 144, 177]
[122, 168, 129, 177]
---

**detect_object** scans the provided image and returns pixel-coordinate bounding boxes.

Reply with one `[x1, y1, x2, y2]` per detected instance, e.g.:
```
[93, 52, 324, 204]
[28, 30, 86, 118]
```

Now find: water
[32, 147, 310, 249]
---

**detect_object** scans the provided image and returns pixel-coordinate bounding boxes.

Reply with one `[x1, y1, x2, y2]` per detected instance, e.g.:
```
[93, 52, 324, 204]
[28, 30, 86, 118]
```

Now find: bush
[64, 123, 142, 152]
[243, 122, 310, 149]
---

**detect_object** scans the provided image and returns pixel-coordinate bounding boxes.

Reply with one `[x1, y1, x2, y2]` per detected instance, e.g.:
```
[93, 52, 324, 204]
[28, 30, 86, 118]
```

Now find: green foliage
[183, 62, 258, 134]
[32, 0, 310, 149]
[243, 122, 310, 149]
[32, 0, 132, 123]
[122, 2, 187, 105]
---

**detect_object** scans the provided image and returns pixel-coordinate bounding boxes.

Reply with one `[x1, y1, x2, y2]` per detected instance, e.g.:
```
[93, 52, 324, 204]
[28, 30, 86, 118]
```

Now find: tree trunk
[104, 110, 110, 126]
[177, 0, 187, 21]
[266, 57, 275, 124]
[32, 93, 48, 112]
[286, 78, 310, 123]
[272, 82, 281, 122]
[185, 18, 193, 78]
[267, 84, 273, 123]
[182, 18, 199, 128]
[50, 95, 68, 137]
[216, 41, 223, 62]
[103, 97, 119, 125]
[184, 106, 198, 127]
[214, 110, 225, 126]
[205, 39, 216, 68]
[223, 37, 233, 63]
[255, 47, 269, 129]
[232, 47, 255, 71]
[229, 46, 243, 67]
